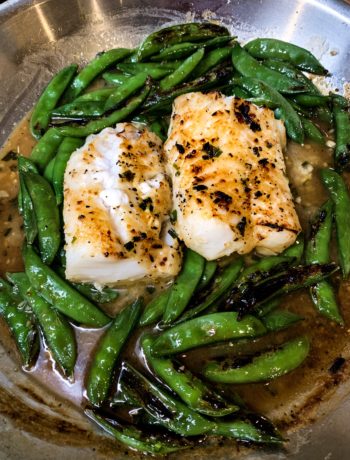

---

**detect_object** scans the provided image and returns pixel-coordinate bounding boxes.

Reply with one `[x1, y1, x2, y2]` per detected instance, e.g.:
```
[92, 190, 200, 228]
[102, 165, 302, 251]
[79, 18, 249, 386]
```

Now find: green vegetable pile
[1, 21, 350, 455]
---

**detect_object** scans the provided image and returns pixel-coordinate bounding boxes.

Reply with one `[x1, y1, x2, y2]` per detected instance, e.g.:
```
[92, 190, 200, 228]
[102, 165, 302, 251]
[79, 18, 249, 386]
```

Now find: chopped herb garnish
[170, 209, 177, 224]
[168, 228, 178, 239]
[202, 142, 222, 159]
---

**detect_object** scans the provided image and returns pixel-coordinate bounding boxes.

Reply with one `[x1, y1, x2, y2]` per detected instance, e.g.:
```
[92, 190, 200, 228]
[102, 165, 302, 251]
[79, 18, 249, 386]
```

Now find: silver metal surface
[0, 0, 350, 458]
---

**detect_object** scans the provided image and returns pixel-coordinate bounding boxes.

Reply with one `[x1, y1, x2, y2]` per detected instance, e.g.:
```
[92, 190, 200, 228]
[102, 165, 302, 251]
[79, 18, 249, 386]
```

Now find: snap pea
[8, 272, 77, 377]
[310, 281, 344, 324]
[139, 288, 170, 327]
[102, 72, 130, 86]
[23, 172, 61, 265]
[137, 22, 230, 61]
[104, 72, 148, 111]
[86, 298, 142, 407]
[52, 137, 84, 204]
[321, 169, 350, 278]
[283, 233, 304, 261]
[178, 258, 243, 323]
[301, 116, 325, 144]
[228, 86, 251, 99]
[23, 246, 110, 327]
[305, 200, 333, 265]
[121, 362, 214, 436]
[142, 335, 238, 417]
[75, 87, 116, 102]
[17, 156, 38, 245]
[117, 62, 175, 79]
[43, 156, 56, 183]
[30, 127, 63, 171]
[212, 418, 282, 445]
[191, 47, 232, 79]
[152, 312, 267, 356]
[196, 260, 217, 292]
[51, 101, 105, 120]
[255, 298, 281, 317]
[245, 38, 328, 75]
[151, 36, 232, 62]
[293, 94, 329, 107]
[238, 255, 292, 284]
[315, 106, 333, 125]
[149, 120, 167, 141]
[159, 48, 205, 91]
[0, 278, 38, 367]
[332, 97, 350, 171]
[233, 76, 304, 143]
[62, 48, 131, 103]
[231, 43, 306, 94]
[204, 336, 310, 384]
[261, 309, 303, 332]
[57, 87, 150, 137]
[162, 249, 205, 324]
[86, 410, 191, 455]
[30, 64, 77, 140]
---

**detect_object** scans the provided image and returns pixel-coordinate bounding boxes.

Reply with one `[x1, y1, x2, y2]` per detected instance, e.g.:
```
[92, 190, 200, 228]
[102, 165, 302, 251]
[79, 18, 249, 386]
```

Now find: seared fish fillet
[64, 123, 181, 284]
[164, 92, 301, 260]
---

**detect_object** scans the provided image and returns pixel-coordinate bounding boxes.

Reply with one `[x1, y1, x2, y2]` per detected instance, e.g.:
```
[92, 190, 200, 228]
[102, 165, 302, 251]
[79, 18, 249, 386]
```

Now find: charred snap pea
[261, 309, 303, 332]
[225, 263, 337, 318]
[104, 72, 148, 111]
[121, 362, 215, 436]
[142, 335, 239, 417]
[23, 172, 61, 265]
[137, 22, 230, 61]
[62, 48, 131, 102]
[23, 246, 110, 327]
[0, 278, 38, 367]
[244, 38, 328, 75]
[159, 48, 205, 91]
[52, 137, 84, 204]
[152, 312, 267, 356]
[332, 97, 350, 170]
[191, 47, 232, 79]
[231, 43, 306, 94]
[233, 76, 304, 143]
[301, 116, 325, 144]
[17, 156, 38, 245]
[238, 255, 292, 285]
[86, 298, 142, 407]
[204, 336, 310, 384]
[57, 87, 150, 137]
[86, 410, 192, 455]
[162, 249, 205, 324]
[321, 169, 350, 278]
[139, 288, 170, 327]
[305, 200, 333, 265]
[102, 72, 130, 86]
[30, 127, 63, 171]
[8, 272, 77, 377]
[178, 258, 243, 323]
[196, 260, 217, 292]
[30, 64, 77, 139]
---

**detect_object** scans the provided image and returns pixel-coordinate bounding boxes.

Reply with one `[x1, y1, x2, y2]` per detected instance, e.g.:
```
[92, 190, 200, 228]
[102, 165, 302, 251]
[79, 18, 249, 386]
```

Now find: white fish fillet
[164, 91, 301, 260]
[63, 123, 181, 284]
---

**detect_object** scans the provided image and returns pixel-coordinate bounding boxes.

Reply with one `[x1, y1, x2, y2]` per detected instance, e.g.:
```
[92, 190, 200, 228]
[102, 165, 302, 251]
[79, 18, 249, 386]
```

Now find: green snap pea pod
[117, 63, 174, 79]
[332, 94, 349, 109]
[142, 335, 239, 417]
[30, 127, 63, 171]
[305, 200, 333, 265]
[152, 312, 267, 356]
[227, 86, 251, 99]
[86, 298, 142, 406]
[212, 418, 282, 445]
[121, 362, 215, 436]
[43, 156, 56, 183]
[0, 278, 38, 367]
[102, 72, 130, 86]
[196, 260, 217, 292]
[104, 72, 148, 111]
[178, 258, 243, 323]
[231, 43, 306, 94]
[139, 289, 170, 327]
[301, 116, 325, 144]
[191, 47, 232, 79]
[261, 309, 303, 332]
[62, 49, 131, 102]
[23, 246, 110, 327]
[51, 101, 105, 120]
[283, 233, 304, 261]
[225, 263, 337, 318]
[234, 77, 304, 143]
[332, 98, 350, 171]
[204, 336, 310, 384]
[8, 272, 76, 377]
[17, 156, 38, 245]
[149, 120, 167, 142]
[162, 249, 205, 324]
[137, 22, 230, 61]
[316, 106, 333, 125]
[30, 64, 77, 140]
[75, 87, 116, 102]
[310, 281, 344, 324]
[293, 94, 329, 107]
[55, 266, 119, 304]
[321, 169, 350, 277]
[255, 298, 281, 317]
[151, 36, 232, 62]
[238, 255, 292, 284]
[23, 172, 61, 265]
[159, 48, 205, 91]
[245, 38, 328, 75]
[86, 410, 192, 455]
[52, 137, 84, 204]
[57, 87, 150, 137]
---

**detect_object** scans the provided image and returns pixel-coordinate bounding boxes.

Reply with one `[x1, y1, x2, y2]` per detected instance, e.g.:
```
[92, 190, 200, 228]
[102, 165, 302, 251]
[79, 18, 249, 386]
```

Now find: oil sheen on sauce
[0, 113, 350, 443]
